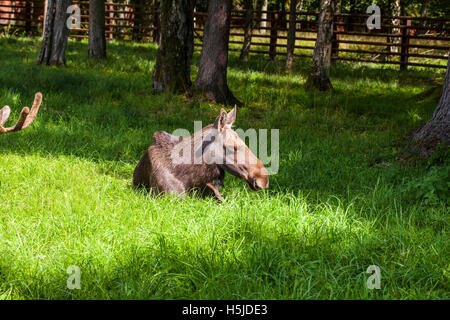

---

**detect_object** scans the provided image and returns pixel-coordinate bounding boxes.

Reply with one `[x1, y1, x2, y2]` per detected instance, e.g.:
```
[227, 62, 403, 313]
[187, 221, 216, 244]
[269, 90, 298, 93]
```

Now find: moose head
[201, 107, 269, 191]
[0, 92, 42, 135]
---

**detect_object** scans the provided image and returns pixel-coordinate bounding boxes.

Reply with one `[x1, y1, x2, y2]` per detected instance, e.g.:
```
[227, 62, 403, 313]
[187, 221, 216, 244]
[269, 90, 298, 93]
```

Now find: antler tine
[22, 92, 42, 129]
[0, 107, 29, 134]
[0, 92, 42, 134]
[0, 105, 11, 127]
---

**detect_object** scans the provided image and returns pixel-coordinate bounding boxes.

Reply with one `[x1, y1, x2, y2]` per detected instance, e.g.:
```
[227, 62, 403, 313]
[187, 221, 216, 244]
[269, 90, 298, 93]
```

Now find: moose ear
[226, 105, 237, 126]
[213, 108, 228, 131]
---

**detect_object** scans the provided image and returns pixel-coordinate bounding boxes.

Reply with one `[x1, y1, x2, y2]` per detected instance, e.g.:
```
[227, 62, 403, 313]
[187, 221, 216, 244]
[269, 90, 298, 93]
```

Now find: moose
[133, 107, 269, 201]
[0, 92, 42, 135]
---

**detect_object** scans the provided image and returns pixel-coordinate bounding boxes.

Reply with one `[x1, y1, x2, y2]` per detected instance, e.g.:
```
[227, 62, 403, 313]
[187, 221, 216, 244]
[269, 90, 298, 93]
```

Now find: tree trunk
[305, 0, 334, 91]
[194, 0, 240, 105]
[152, 0, 195, 94]
[240, 0, 254, 61]
[268, 11, 279, 60]
[38, 0, 72, 66]
[413, 55, 450, 147]
[390, 0, 401, 53]
[286, 0, 300, 70]
[260, 0, 268, 34]
[88, 0, 106, 58]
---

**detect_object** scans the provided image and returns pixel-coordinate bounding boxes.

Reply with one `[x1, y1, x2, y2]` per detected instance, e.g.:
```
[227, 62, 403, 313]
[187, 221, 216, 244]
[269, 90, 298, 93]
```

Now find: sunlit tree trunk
[38, 0, 72, 66]
[305, 0, 335, 91]
[260, 0, 268, 34]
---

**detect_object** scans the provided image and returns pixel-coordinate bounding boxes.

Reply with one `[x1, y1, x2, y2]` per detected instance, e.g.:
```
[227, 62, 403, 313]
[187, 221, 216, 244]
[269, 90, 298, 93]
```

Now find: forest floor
[0, 37, 448, 299]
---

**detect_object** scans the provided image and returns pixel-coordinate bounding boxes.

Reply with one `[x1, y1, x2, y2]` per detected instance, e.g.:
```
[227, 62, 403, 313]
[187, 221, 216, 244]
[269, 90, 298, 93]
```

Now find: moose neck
[173, 124, 221, 166]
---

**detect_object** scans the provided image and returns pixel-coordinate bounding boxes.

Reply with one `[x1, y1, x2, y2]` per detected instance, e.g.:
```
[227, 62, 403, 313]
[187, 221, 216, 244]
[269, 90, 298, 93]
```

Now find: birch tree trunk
[305, 0, 335, 91]
[390, 0, 401, 53]
[38, 0, 72, 66]
[88, 0, 106, 58]
[152, 0, 195, 93]
[261, 0, 268, 34]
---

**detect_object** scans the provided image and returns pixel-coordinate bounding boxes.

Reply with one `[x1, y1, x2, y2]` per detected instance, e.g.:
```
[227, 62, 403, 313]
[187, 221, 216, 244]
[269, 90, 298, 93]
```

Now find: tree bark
[240, 0, 254, 61]
[305, 0, 335, 91]
[38, 0, 72, 66]
[152, 0, 195, 94]
[286, 0, 300, 71]
[260, 0, 268, 34]
[413, 55, 450, 147]
[88, 0, 106, 58]
[390, 0, 401, 53]
[194, 0, 240, 105]
[268, 11, 279, 60]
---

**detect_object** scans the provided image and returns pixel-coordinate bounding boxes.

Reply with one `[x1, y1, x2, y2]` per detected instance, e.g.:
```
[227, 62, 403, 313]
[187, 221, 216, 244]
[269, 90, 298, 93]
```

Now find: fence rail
[1, 0, 449, 69]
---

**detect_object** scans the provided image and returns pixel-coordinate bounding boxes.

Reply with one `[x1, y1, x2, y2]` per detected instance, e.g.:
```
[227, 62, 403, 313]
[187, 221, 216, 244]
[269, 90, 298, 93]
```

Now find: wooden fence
[1, 0, 449, 69]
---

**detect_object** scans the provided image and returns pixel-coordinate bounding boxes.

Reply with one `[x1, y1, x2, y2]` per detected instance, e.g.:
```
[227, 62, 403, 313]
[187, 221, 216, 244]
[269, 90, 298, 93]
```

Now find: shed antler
[0, 92, 42, 134]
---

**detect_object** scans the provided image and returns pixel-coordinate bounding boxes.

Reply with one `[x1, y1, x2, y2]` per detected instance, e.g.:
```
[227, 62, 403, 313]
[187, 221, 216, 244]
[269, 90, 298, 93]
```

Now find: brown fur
[133, 107, 269, 201]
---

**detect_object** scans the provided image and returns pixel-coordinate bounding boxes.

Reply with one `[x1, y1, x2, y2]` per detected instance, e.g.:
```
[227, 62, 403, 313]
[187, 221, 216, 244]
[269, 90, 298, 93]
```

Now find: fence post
[400, 18, 410, 71]
[25, 1, 32, 36]
[269, 11, 278, 60]
[331, 14, 341, 63]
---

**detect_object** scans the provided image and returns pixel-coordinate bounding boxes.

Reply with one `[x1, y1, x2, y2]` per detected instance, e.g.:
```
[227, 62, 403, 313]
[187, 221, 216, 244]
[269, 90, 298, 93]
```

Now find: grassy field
[0, 36, 448, 300]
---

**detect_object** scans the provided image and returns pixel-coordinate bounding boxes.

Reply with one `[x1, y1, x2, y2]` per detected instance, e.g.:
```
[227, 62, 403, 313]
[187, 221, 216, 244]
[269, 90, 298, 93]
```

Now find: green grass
[0, 36, 448, 300]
